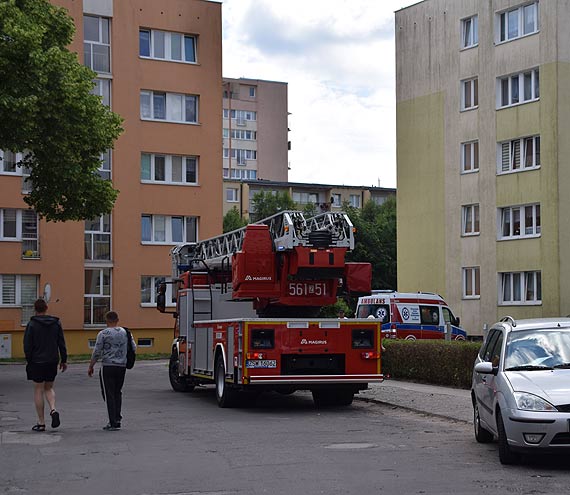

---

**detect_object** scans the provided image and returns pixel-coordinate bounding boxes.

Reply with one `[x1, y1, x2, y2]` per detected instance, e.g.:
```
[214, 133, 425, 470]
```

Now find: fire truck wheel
[169, 350, 194, 393]
[215, 355, 238, 408]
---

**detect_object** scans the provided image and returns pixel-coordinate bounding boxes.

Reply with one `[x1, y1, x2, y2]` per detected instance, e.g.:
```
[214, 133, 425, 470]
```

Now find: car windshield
[505, 328, 570, 370]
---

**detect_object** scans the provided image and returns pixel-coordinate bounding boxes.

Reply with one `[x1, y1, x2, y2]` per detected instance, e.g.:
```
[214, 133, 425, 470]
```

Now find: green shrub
[381, 339, 482, 389]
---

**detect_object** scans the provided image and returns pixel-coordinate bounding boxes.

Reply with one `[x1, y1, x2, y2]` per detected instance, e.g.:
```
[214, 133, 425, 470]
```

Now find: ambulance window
[442, 307, 454, 324]
[356, 304, 389, 323]
[420, 305, 439, 325]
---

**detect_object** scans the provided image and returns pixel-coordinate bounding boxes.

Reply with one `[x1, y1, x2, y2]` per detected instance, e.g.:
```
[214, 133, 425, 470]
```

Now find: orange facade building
[0, 0, 222, 358]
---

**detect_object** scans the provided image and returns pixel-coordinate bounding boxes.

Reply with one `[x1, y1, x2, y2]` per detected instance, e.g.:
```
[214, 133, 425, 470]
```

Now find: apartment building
[222, 78, 289, 183]
[223, 179, 395, 220]
[395, 0, 568, 335]
[0, 0, 222, 358]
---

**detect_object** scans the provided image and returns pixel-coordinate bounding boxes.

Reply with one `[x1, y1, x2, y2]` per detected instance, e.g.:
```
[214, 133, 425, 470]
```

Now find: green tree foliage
[0, 0, 123, 221]
[301, 202, 318, 218]
[223, 206, 248, 233]
[250, 191, 296, 222]
[343, 196, 397, 290]
[318, 298, 352, 318]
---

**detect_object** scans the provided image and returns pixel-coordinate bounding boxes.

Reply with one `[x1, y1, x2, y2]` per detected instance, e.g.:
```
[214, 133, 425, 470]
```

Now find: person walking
[88, 311, 135, 431]
[24, 298, 67, 432]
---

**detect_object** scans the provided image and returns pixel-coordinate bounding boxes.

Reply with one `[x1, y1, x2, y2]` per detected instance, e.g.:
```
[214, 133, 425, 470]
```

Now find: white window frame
[0, 274, 38, 307]
[140, 90, 198, 124]
[462, 204, 480, 236]
[226, 188, 239, 203]
[496, 2, 539, 44]
[332, 193, 342, 208]
[497, 69, 539, 109]
[85, 215, 111, 262]
[83, 15, 111, 74]
[249, 86, 256, 97]
[223, 109, 257, 122]
[140, 153, 198, 185]
[84, 268, 111, 325]
[497, 135, 540, 174]
[499, 271, 541, 305]
[461, 77, 478, 111]
[99, 150, 111, 180]
[461, 15, 478, 49]
[139, 28, 197, 64]
[91, 78, 111, 107]
[141, 215, 198, 244]
[461, 140, 479, 173]
[0, 209, 38, 252]
[141, 275, 174, 307]
[223, 168, 257, 180]
[0, 150, 24, 176]
[498, 203, 541, 240]
[462, 267, 480, 299]
[349, 194, 361, 208]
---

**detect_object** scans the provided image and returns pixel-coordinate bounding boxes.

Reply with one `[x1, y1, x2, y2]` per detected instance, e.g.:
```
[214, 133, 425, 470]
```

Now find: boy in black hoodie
[23, 298, 67, 431]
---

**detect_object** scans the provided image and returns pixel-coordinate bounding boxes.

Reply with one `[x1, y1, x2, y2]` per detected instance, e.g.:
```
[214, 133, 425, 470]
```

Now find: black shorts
[26, 363, 58, 383]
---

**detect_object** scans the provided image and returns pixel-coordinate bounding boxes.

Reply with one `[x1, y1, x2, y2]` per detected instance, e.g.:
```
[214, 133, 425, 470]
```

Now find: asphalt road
[1, 360, 570, 495]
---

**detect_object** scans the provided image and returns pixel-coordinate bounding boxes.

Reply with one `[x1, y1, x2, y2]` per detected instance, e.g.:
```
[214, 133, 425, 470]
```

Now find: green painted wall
[397, 92, 446, 295]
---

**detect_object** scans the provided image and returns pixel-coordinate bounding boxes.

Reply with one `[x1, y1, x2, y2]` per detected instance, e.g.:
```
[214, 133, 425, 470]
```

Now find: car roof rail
[499, 315, 516, 327]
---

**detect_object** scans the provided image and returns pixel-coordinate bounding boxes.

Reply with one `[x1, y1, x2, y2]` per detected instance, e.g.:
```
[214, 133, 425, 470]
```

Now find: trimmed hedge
[381, 339, 482, 389]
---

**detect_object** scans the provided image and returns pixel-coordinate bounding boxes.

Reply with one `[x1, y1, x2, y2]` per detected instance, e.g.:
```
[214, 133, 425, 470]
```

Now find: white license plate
[246, 359, 277, 369]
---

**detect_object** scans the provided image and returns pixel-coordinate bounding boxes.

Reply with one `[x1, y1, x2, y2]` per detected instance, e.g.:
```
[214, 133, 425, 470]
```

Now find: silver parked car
[472, 317, 570, 464]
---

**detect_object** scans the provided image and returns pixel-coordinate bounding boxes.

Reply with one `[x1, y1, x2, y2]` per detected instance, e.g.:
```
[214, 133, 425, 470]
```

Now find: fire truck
[157, 210, 383, 407]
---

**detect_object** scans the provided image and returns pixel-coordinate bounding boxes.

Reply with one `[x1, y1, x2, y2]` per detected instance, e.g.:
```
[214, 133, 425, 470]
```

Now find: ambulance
[355, 291, 467, 340]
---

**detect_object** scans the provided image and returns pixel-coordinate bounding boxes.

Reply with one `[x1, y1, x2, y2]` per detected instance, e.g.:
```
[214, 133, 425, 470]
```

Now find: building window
[1, 274, 37, 306]
[141, 215, 197, 244]
[461, 15, 478, 49]
[99, 150, 111, 180]
[85, 215, 111, 261]
[139, 29, 196, 63]
[224, 129, 257, 141]
[141, 153, 198, 185]
[223, 148, 257, 164]
[84, 268, 111, 325]
[137, 338, 154, 347]
[83, 15, 110, 73]
[0, 209, 39, 257]
[497, 69, 539, 108]
[223, 168, 257, 180]
[461, 141, 479, 173]
[140, 91, 198, 123]
[499, 271, 541, 305]
[461, 78, 478, 110]
[498, 135, 540, 173]
[497, 2, 539, 43]
[91, 78, 111, 107]
[462, 204, 480, 236]
[331, 193, 342, 208]
[349, 194, 361, 208]
[223, 109, 257, 122]
[0, 150, 20, 174]
[226, 188, 239, 202]
[292, 192, 318, 205]
[141, 276, 174, 306]
[498, 204, 541, 239]
[462, 267, 480, 299]
[249, 86, 256, 97]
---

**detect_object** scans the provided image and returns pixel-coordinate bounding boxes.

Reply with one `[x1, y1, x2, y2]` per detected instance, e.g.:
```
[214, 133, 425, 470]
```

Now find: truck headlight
[514, 392, 556, 412]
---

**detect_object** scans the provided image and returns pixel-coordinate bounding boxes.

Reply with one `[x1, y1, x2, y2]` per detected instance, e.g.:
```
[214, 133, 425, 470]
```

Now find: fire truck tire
[169, 350, 194, 393]
[215, 355, 238, 408]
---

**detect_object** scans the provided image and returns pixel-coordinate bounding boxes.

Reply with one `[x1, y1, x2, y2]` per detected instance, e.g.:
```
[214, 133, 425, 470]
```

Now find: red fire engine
[157, 210, 383, 407]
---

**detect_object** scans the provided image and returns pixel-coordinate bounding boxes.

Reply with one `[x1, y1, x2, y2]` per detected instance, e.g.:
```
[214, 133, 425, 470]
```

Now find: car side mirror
[453, 316, 460, 326]
[474, 361, 494, 375]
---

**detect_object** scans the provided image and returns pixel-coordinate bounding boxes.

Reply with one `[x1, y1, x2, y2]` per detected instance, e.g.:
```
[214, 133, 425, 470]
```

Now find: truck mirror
[453, 316, 460, 326]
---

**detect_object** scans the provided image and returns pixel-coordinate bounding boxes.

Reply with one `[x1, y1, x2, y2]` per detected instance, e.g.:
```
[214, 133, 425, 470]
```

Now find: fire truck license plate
[246, 359, 277, 369]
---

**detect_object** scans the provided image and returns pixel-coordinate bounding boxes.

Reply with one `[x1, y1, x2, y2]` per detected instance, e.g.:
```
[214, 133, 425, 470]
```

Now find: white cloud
[222, 0, 418, 188]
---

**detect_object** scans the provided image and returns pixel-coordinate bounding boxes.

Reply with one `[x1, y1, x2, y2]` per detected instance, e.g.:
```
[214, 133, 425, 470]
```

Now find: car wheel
[473, 402, 493, 443]
[497, 409, 519, 465]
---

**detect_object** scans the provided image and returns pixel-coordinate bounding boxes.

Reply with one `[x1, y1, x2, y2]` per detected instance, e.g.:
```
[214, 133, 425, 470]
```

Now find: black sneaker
[102, 423, 120, 431]
[50, 410, 60, 428]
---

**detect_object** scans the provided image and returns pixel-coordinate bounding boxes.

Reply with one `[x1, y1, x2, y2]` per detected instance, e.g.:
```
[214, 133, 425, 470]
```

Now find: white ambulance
[355, 291, 466, 340]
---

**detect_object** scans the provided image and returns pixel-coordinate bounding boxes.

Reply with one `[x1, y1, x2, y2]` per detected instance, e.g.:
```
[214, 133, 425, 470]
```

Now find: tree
[343, 197, 397, 290]
[301, 202, 318, 218]
[0, 0, 123, 222]
[250, 191, 296, 222]
[223, 206, 248, 233]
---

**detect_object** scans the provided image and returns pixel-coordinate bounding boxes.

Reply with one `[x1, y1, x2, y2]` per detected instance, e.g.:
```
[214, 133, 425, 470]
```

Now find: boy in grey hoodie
[88, 311, 136, 430]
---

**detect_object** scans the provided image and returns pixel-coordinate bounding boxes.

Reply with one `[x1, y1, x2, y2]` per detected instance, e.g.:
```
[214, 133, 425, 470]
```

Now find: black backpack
[124, 328, 136, 369]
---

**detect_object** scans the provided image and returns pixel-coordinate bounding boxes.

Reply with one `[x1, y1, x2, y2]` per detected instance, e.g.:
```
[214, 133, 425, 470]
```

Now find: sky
[221, 0, 419, 189]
